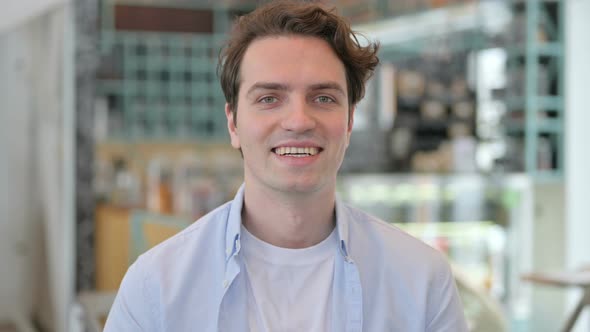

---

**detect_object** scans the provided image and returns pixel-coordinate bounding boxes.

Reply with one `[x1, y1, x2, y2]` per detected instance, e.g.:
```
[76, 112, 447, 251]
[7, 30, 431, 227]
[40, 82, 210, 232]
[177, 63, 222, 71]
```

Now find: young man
[105, 1, 468, 331]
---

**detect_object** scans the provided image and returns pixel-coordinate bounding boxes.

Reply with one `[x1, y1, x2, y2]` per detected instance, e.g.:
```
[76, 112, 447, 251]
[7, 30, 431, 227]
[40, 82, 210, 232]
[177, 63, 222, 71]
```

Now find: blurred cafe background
[1, 0, 589, 331]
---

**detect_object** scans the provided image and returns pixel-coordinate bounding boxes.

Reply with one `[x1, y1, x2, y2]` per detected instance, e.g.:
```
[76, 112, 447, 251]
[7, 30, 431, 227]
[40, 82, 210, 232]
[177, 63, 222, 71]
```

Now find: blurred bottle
[94, 158, 114, 204]
[146, 157, 174, 214]
[173, 154, 206, 219]
[111, 157, 141, 207]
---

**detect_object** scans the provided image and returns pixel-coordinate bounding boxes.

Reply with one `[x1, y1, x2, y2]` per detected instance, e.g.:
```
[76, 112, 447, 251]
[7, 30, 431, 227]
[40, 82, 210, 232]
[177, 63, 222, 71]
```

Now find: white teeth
[274, 146, 319, 156]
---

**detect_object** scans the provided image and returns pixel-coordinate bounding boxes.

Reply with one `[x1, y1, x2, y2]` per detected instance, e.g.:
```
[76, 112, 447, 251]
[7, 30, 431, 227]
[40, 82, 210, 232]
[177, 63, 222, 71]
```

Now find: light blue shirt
[105, 185, 468, 331]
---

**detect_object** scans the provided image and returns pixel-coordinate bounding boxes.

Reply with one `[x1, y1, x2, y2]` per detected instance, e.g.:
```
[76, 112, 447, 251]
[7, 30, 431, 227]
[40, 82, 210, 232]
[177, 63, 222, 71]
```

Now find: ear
[346, 106, 355, 146]
[347, 106, 355, 133]
[225, 103, 241, 149]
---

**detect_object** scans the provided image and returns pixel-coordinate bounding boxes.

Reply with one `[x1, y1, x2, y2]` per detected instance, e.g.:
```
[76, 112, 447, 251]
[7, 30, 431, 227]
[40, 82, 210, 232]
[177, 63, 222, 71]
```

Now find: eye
[315, 95, 335, 104]
[259, 96, 278, 104]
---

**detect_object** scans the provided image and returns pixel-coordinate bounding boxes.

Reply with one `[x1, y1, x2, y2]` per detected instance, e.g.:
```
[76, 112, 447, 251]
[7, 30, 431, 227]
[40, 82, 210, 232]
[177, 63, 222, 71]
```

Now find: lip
[272, 140, 323, 149]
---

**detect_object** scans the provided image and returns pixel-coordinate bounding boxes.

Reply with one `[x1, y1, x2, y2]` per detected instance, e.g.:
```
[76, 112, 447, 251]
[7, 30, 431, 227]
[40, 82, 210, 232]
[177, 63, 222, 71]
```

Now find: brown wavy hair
[218, 0, 380, 123]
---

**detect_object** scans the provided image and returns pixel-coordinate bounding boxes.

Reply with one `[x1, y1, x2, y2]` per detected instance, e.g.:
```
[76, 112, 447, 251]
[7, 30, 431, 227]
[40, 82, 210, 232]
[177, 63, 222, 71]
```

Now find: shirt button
[223, 280, 229, 288]
[226, 248, 232, 255]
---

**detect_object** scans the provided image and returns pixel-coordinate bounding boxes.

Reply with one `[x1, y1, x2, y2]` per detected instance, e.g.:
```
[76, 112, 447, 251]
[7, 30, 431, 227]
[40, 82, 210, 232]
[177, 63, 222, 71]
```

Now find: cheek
[329, 119, 351, 139]
[236, 121, 266, 149]
[334, 124, 353, 151]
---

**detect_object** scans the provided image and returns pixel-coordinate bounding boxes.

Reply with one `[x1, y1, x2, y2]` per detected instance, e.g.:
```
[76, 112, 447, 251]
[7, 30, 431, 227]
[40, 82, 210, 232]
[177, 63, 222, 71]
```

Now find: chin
[275, 177, 332, 195]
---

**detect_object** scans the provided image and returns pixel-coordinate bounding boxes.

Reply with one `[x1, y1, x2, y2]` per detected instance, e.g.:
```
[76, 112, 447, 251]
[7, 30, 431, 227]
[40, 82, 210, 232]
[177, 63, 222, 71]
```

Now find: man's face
[226, 35, 354, 195]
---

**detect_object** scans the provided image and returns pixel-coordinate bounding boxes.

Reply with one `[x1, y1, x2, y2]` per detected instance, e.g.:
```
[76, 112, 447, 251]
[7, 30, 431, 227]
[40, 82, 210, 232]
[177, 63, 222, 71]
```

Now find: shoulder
[342, 203, 449, 272]
[106, 202, 233, 331]
[338, 203, 468, 330]
[133, 201, 232, 276]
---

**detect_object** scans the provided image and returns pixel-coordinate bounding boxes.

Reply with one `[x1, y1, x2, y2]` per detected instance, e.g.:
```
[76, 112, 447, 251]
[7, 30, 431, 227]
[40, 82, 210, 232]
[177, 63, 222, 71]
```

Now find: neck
[241, 182, 337, 249]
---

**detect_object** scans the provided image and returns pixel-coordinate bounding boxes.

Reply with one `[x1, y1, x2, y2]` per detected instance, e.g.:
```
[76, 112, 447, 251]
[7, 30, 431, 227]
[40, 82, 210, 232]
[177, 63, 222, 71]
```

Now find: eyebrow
[245, 81, 346, 97]
[246, 82, 289, 97]
[308, 82, 346, 97]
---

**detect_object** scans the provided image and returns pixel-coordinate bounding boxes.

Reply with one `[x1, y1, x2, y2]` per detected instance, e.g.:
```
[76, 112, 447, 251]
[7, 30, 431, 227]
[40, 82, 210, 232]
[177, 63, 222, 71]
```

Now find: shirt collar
[224, 183, 351, 261]
[334, 195, 351, 259]
[225, 184, 245, 261]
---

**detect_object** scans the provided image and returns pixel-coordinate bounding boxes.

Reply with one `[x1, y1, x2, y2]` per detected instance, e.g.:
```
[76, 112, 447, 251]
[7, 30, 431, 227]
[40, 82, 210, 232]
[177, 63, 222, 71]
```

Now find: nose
[280, 98, 316, 132]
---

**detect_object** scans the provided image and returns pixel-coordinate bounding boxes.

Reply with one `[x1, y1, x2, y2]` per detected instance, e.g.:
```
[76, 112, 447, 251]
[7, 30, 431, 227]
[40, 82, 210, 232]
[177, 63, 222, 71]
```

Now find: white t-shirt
[240, 225, 337, 332]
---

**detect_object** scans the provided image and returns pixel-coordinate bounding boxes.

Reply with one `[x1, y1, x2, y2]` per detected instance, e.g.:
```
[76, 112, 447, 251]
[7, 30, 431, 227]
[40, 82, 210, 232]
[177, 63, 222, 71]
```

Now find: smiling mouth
[272, 146, 321, 157]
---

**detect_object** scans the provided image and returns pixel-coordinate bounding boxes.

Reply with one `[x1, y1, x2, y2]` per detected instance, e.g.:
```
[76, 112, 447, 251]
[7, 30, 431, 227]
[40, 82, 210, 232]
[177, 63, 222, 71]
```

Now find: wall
[530, 183, 566, 332]
[0, 22, 40, 326]
[0, 4, 74, 331]
[565, 1, 590, 332]
[1, 0, 67, 33]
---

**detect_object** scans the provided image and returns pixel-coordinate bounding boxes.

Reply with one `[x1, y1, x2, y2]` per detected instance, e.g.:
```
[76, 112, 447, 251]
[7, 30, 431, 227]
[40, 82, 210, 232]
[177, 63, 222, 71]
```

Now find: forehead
[238, 35, 347, 92]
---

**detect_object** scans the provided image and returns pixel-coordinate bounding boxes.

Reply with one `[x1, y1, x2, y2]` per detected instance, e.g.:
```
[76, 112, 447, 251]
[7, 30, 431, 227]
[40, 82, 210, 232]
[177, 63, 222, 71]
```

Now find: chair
[453, 264, 508, 332]
[522, 266, 590, 332]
